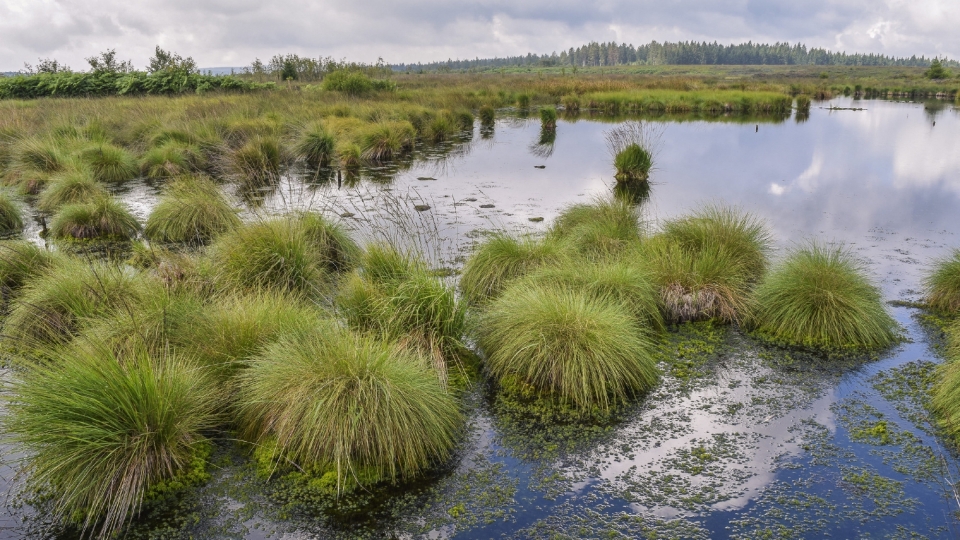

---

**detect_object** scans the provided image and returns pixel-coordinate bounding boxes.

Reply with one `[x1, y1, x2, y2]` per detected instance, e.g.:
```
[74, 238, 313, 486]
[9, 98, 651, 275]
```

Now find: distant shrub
[322, 70, 395, 96]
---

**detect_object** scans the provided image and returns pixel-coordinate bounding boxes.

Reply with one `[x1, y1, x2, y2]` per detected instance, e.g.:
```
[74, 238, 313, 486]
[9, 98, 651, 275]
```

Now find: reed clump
[3, 343, 219, 539]
[614, 144, 652, 181]
[144, 176, 240, 245]
[479, 105, 495, 126]
[605, 120, 660, 182]
[239, 326, 461, 489]
[477, 281, 659, 409]
[923, 249, 960, 315]
[540, 107, 558, 131]
[459, 233, 565, 304]
[49, 196, 140, 241]
[749, 243, 898, 351]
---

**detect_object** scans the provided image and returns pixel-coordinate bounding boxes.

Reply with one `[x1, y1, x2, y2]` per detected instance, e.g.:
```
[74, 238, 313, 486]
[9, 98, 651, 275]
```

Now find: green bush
[749, 243, 898, 351]
[477, 281, 659, 409]
[322, 70, 395, 96]
[239, 326, 461, 488]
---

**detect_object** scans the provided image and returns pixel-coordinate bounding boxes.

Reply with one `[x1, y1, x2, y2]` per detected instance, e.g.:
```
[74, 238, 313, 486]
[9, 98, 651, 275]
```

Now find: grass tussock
[14, 138, 67, 174]
[0, 241, 60, 298]
[923, 249, 960, 314]
[932, 323, 960, 445]
[749, 243, 898, 351]
[294, 122, 335, 168]
[614, 144, 652, 182]
[37, 169, 109, 214]
[239, 326, 462, 488]
[477, 281, 659, 409]
[78, 144, 139, 183]
[144, 176, 240, 245]
[3, 343, 219, 539]
[210, 213, 357, 295]
[227, 136, 283, 186]
[540, 107, 557, 131]
[49, 196, 140, 241]
[139, 141, 206, 179]
[0, 188, 24, 233]
[459, 233, 565, 305]
[337, 244, 466, 377]
[550, 197, 644, 258]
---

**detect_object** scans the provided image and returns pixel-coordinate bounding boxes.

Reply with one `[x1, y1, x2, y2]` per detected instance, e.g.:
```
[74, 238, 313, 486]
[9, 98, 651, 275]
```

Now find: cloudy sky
[1, 0, 958, 71]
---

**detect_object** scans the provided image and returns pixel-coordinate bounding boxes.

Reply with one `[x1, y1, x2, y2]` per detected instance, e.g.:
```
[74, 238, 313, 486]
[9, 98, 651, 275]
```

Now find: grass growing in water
[479, 105, 495, 126]
[931, 323, 960, 446]
[0, 188, 24, 233]
[210, 213, 357, 295]
[49, 196, 140, 241]
[294, 122, 335, 168]
[749, 243, 898, 351]
[477, 281, 659, 410]
[459, 233, 565, 304]
[613, 144, 652, 181]
[540, 107, 557, 131]
[550, 197, 644, 258]
[37, 169, 109, 214]
[923, 249, 960, 315]
[3, 343, 219, 539]
[0, 241, 59, 299]
[139, 141, 205, 179]
[144, 176, 240, 245]
[78, 144, 138, 183]
[239, 326, 462, 489]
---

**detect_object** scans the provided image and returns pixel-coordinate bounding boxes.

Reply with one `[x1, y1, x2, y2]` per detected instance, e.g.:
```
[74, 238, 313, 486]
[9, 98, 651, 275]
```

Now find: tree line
[394, 40, 958, 71]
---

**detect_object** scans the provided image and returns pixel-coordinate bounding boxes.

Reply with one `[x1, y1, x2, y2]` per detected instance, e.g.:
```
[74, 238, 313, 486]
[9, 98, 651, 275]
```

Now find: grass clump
[923, 249, 960, 315]
[459, 233, 565, 304]
[659, 205, 772, 282]
[210, 213, 357, 295]
[139, 141, 205, 179]
[337, 244, 466, 376]
[49, 196, 140, 241]
[13, 138, 67, 174]
[359, 121, 415, 161]
[3, 343, 219, 539]
[4, 259, 148, 346]
[78, 144, 138, 183]
[748, 243, 898, 351]
[551, 197, 643, 258]
[37, 169, 109, 214]
[477, 281, 659, 410]
[614, 144, 652, 181]
[540, 107, 558, 131]
[479, 105, 495, 126]
[228, 136, 283, 186]
[239, 326, 461, 488]
[294, 123, 335, 168]
[0, 241, 59, 299]
[0, 188, 24, 233]
[932, 324, 960, 445]
[145, 176, 240, 245]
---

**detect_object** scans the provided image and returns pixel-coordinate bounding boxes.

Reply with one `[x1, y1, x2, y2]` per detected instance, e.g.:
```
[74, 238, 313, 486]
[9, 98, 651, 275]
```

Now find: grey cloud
[0, 0, 957, 71]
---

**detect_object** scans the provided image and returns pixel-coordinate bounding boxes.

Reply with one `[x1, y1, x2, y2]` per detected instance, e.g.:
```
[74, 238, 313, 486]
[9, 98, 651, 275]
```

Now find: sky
[1, 0, 958, 71]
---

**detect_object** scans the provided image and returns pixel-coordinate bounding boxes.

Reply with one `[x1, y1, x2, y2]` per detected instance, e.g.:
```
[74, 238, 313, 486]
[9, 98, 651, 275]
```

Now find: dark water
[3, 98, 960, 538]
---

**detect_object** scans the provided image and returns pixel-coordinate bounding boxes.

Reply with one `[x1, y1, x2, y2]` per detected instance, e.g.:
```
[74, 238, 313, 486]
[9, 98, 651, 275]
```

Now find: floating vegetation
[144, 176, 240, 245]
[749, 243, 898, 351]
[239, 325, 462, 489]
[923, 248, 960, 314]
[2, 343, 219, 539]
[477, 281, 659, 410]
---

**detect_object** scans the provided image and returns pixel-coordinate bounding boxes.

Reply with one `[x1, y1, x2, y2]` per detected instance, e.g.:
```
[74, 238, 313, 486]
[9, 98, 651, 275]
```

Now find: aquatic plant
[49, 196, 140, 241]
[210, 213, 357, 295]
[0, 188, 24, 233]
[479, 105, 495, 126]
[37, 169, 110, 214]
[540, 106, 557, 131]
[551, 197, 644, 258]
[144, 176, 240, 244]
[4, 259, 149, 346]
[227, 136, 283, 186]
[459, 233, 565, 304]
[749, 243, 898, 351]
[659, 205, 772, 282]
[13, 138, 66, 173]
[477, 281, 659, 409]
[613, 144, 652, 181]
[932, 324, 960, 445]
[923, 249, 960, 314]
[3, 343, 219, 539]
[294, 123, 335, 168]
[639, 238, 753, 324]
[0, 241, 59, 299]
[139, 141, 205, 179]
[359, 121, 415, 161]
[239, 326, 461, 488]
[796, 95, 812, 113]
[78, 144, 138, 183]
[524, 260, 664, 336]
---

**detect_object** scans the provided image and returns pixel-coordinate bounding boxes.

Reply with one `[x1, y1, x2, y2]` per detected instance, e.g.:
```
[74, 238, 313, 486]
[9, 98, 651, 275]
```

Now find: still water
[3, 98, 960, 538]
